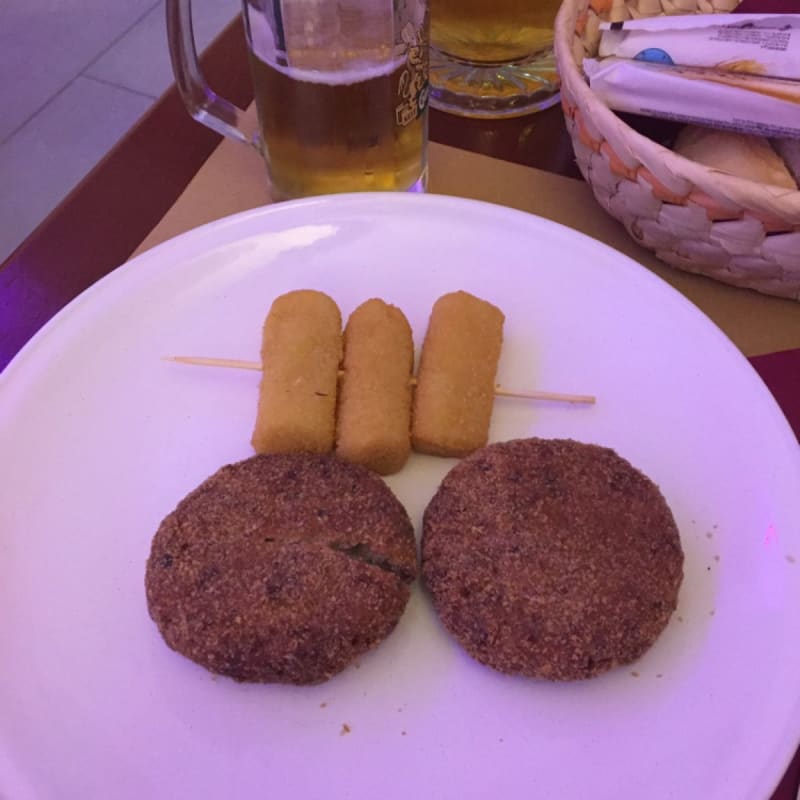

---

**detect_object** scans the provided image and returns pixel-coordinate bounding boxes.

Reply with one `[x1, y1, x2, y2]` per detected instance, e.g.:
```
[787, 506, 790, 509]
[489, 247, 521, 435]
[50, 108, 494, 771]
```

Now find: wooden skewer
[163, 355, 596, 405]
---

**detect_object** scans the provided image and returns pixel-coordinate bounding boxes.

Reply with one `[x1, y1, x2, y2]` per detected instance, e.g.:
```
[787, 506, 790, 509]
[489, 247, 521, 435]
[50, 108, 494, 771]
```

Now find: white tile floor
[0, 0, 241, 263]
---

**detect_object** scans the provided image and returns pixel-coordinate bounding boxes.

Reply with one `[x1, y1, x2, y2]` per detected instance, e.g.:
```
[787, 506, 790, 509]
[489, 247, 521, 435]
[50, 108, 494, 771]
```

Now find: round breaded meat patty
[146, 453, 417, 685]
[422, 438, 683, 680]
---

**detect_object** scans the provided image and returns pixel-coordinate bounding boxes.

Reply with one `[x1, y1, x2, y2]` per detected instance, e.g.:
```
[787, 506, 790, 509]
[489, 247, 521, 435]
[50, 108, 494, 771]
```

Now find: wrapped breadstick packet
[583, 57, 800, 139]
[599, 14, 800, 80]
[586, 14, 800, 138]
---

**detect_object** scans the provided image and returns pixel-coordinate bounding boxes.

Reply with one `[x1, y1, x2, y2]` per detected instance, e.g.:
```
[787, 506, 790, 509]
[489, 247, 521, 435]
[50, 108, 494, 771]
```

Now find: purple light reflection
[764, 523, 778, 547]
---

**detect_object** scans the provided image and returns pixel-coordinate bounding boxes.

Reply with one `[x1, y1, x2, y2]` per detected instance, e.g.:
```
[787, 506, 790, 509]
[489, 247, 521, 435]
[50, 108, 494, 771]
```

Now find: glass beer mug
[167, 0, 429, 199]
[429, 0, 561, 118]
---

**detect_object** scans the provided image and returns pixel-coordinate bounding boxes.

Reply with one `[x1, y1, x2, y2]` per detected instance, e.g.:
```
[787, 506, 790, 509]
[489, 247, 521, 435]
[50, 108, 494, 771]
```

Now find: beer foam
[265, 56, 406, 86]
[247, 5, 405, 86]
[247, 0, 412, 86]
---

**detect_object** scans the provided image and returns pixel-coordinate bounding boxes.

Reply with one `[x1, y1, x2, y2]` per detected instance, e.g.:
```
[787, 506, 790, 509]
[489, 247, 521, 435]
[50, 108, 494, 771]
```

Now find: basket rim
[553, 0, 800, 220]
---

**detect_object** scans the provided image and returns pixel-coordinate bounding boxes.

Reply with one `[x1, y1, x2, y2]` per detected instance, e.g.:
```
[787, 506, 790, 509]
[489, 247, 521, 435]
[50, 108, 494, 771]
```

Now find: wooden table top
[1, 17, 798, 800]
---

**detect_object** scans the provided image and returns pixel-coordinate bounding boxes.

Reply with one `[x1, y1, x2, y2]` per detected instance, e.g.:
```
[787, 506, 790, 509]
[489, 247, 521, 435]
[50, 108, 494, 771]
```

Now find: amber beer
[249, 52, 427, 199]
[167, 0, 429, 197]
[431, 0, 561, 64]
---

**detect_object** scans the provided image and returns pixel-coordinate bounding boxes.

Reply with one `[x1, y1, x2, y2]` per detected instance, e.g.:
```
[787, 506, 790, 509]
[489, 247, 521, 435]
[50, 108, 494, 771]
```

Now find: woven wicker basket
[553, 0, 800, 299]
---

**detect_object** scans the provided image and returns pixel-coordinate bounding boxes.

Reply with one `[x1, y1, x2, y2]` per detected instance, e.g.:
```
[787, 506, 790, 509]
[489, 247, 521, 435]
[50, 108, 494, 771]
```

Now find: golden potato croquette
[336, 299, 414, 474]
[251, 290, 342, 454]
[412, 291, 504, 457]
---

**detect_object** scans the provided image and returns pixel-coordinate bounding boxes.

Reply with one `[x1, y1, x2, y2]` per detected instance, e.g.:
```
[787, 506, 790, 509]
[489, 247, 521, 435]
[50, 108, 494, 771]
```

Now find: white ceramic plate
[1, 194, 799, 800]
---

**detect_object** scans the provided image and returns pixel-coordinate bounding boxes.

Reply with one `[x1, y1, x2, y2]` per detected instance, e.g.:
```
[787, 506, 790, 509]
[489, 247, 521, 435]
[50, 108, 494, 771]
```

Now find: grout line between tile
[0, 0, 163, 147]
[0, 76, 80, 147]
[81, 0, 164, 74]
[81, 74, 158, 101]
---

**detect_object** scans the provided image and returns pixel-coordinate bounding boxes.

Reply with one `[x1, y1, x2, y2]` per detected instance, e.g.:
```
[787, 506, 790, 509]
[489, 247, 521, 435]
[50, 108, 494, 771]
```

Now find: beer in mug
[168, 0, 429, 199]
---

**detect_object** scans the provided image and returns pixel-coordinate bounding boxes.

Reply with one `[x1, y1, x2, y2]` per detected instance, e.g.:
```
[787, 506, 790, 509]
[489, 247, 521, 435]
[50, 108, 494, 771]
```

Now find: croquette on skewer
[336, 299, 414, 475]
[251, 290, 342, 455]
[412, 291, 505, 458]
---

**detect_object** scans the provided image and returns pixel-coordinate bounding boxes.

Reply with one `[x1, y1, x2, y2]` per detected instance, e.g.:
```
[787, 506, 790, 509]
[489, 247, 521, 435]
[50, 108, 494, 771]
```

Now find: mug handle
[166, 0, 255, 147]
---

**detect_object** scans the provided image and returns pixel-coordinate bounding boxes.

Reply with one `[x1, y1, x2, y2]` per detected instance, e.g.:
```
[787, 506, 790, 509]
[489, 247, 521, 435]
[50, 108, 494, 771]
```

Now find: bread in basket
[553, 0, 800, 299]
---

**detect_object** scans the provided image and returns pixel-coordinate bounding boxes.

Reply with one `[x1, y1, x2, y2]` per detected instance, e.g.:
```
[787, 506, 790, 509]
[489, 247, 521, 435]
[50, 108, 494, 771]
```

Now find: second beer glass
[429, 0, 561, 118]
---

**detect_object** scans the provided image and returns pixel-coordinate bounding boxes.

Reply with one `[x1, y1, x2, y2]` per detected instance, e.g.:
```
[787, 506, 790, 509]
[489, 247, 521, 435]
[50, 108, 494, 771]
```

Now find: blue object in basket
[634, 48, 675, 65]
